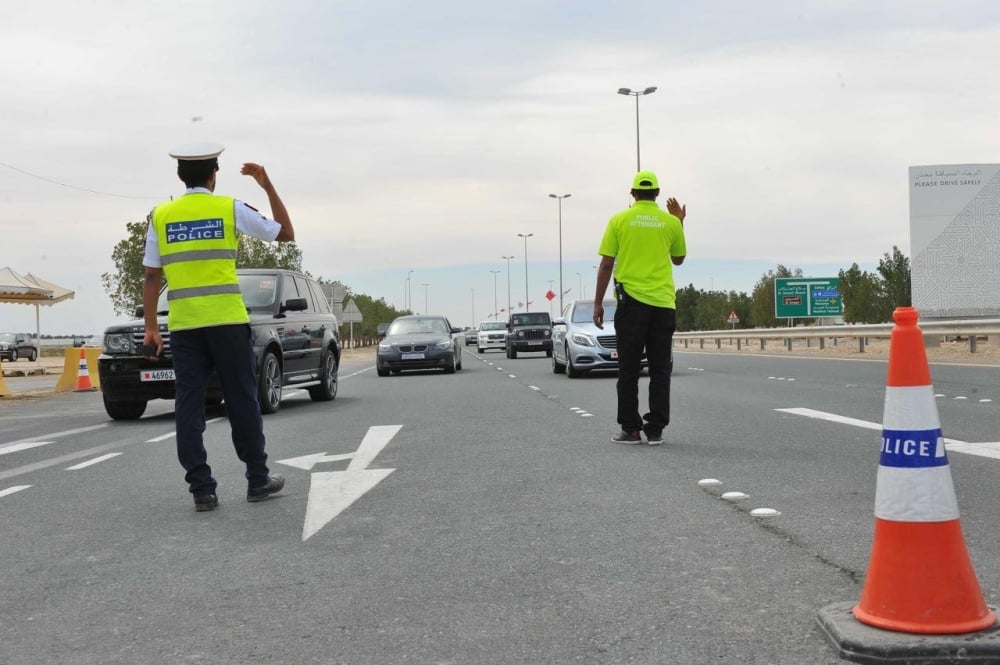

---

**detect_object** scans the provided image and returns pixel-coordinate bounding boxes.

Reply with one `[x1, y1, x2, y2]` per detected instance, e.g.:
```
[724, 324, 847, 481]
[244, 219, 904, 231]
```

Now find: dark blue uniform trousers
[170, 323, 270, 496]
[614, 294, 677, 437]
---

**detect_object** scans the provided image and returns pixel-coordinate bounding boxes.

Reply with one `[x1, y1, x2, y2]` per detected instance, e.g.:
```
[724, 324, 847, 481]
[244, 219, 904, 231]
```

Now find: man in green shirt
[593, 170, 686, 444]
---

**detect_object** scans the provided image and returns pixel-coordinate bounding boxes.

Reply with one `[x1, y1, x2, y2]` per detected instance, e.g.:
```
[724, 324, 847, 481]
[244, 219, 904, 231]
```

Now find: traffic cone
[73, 348, 95, 392]
[852, 306, 996, 634]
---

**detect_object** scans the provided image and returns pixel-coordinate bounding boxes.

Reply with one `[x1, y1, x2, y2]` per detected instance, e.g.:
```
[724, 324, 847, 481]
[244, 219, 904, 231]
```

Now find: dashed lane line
[66, 453, 123, 470]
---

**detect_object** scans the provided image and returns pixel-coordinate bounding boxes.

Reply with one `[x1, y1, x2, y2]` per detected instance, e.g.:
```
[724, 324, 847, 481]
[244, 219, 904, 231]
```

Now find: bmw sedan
[377, 315, 464, 376]
[551, 300, 651, 378]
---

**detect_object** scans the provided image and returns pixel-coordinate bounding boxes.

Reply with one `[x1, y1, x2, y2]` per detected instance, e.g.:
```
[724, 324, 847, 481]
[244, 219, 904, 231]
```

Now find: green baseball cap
[631, 170, 659, 190]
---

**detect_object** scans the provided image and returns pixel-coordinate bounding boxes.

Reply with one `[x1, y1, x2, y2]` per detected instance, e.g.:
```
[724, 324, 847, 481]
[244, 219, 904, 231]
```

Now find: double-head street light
[548, 193, 571, 312]
[489, 269, 501, 320]
[421, 283, 430, 314]
[517, 233, 533, 312]
[617, 86, 657, 171]
[501, 255, 515, 318]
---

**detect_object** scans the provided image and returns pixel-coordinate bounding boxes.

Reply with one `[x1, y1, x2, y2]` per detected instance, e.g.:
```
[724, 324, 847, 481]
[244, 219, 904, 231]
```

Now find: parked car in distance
[464, 327, 478, 346]
[377, 315, 463, 376]
[0, 332, 38, 362]
[551, 299, 654, 377]
[506, 311, 552, 358]
[476, 321, 507, 353]
[98, 268, 341, 420]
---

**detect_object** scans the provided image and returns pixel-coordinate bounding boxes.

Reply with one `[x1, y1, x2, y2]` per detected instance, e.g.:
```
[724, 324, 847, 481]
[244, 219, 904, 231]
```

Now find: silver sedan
[551, 300, 649, 378]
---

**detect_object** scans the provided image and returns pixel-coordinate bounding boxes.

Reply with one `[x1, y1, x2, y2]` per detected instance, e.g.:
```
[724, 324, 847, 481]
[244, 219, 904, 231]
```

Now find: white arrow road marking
[276, 452, 354, 471]
[776, 407, 1000, 460]
[280, 425, 404, 541]
[0, 485, 32, 498]
[303, 468, 395, 541]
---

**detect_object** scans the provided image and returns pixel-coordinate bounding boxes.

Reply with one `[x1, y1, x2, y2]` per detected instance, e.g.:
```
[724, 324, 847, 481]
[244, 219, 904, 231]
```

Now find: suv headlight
[571, 332, 596, 347]
[104, 333, 135, 354]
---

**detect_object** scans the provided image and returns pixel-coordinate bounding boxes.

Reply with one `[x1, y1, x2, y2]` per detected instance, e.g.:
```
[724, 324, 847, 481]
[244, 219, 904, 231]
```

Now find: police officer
[593, 170, 686, 445]
[142, 142, 294, 511]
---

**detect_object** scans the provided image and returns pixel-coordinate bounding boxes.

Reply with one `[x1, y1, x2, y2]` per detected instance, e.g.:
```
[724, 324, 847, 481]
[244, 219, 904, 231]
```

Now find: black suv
[0, 333, 38, 362]
[98, 269, 341, 420]
[506, 311, 553, 358]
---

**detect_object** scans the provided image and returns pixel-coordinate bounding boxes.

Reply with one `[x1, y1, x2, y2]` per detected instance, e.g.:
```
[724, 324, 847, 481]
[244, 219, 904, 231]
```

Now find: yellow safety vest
[151, 193, 248, 331]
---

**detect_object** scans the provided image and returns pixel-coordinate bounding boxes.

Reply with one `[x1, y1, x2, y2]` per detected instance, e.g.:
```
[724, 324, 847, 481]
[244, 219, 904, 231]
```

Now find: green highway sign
[774, 277, 841, 318]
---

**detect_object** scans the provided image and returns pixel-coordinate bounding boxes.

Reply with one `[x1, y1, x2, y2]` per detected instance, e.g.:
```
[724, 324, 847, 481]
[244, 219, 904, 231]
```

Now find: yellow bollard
[55, 347, 103, 392]
[0, 360, 11, 397]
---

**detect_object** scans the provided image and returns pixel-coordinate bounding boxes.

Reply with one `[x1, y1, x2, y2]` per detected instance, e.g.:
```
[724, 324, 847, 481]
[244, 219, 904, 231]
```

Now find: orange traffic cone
[73, 348, 95, 392]
[852, 306, 996, 634]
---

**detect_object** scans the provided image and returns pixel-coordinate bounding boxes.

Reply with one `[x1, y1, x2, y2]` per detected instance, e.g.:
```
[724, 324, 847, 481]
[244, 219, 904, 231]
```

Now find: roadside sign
[774, 278, 841, 318]
[727, 310, 739, 324]
[341, 300, 363, 323]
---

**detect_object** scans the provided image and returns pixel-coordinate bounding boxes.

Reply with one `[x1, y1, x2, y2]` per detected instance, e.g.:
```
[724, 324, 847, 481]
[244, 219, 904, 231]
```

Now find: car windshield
[388, 317, 449, 335]
[571, 301, 616, 323]
[480, 322, 506, 331]
[153, 274, 278, 313]
[0, 333, 15, 343]
[510, 313, 550, 326]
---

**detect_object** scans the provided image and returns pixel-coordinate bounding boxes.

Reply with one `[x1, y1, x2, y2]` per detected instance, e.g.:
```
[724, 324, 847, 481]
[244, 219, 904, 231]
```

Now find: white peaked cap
[168, 142, 225, 160]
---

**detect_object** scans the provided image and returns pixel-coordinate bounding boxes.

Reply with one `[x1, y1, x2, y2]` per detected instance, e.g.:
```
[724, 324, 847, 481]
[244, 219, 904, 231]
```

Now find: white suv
[476, 321, 507, 353]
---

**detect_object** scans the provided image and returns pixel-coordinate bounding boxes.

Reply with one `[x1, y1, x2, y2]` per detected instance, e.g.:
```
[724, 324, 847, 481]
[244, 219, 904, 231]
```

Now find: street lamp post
[489, 269, 500, 320]
[421, 283, 430, 314]
[406, 270, 414, 311]
[517, 233, 533, 312]
[548, 193, 571, 312]
[576, 272, 582, 301]
[617, 86, 657, 171]
[502, 255, 514, 318]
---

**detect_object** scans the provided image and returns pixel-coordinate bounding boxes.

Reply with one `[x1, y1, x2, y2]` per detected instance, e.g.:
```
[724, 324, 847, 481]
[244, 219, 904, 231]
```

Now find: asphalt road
[2, 348, 1000, 664]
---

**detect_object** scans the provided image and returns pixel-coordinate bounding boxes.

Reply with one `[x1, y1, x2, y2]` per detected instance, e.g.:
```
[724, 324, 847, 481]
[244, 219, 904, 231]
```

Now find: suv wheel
[444, 353, 456, 374]
[508, 346, 517, 359]
[567, 353, 581, 378]
[258, 351, 282, 414]
[9, 349, 17, 362]
[28, 349, 37, 361]
[377, 364, 390, 377]
[308, 349, 338, 402]
[103, 393, 147, 420]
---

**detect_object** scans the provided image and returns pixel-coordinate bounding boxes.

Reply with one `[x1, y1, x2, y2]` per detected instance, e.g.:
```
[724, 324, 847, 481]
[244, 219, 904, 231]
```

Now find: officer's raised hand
[240, 162, 272, 190]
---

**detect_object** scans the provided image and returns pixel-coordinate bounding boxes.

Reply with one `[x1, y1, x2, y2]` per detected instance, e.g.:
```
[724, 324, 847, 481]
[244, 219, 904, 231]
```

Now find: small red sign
[545, 290, 556, 301]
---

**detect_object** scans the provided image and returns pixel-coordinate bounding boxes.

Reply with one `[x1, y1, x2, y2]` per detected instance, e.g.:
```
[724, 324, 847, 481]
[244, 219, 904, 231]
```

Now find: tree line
[675, 246, 911, 331]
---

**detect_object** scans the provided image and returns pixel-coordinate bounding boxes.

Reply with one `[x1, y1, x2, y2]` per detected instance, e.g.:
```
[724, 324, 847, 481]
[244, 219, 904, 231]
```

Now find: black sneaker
[645, 432, 663, 446]
[194, 494, 219, 512]
[611, 430, 642, 445]
[247, 474, 285, 503]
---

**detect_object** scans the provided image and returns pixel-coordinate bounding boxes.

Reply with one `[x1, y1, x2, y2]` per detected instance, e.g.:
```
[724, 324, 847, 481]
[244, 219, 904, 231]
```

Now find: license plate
[141, 369, 175, 381]
[528, 340, 542, 345]
[611, 351, 619, 359]
[401, 353, 425, 360]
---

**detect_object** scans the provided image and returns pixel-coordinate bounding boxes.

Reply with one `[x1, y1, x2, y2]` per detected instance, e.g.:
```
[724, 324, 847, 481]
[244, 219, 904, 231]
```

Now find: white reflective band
[874, 466, 959, 522]
[882, 385, 941, 431]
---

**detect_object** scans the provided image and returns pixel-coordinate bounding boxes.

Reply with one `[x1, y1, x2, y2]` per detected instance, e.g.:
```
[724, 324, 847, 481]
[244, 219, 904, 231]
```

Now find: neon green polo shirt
[597, 200, 686, 308]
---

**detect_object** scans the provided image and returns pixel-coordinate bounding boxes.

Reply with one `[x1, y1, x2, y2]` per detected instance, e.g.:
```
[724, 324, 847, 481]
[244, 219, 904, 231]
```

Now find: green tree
[877, 245, 911, 309]
[675, 284, 700, 331]
[101, 219, 305, 317]
[749, 265, 799, 328]
[838, 263, 883, 323]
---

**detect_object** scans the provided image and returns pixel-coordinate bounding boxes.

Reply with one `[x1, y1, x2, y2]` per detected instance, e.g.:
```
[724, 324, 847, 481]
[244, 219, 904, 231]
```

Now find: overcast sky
[2, 1, 999, 335]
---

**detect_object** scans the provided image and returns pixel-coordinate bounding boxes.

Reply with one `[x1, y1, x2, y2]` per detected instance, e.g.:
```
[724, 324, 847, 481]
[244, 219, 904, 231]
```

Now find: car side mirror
[553, 317, 565, 325]
[134, 305, 144, 318]
[450, 327, 462, 334]
[282, 297, 308, 312]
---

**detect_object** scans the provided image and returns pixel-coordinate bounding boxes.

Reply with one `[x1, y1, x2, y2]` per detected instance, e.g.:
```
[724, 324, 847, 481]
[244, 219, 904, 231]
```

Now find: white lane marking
[0, 485, 32, 498]
[0, 441, 54, 457]
[0, 424, 109, 451]
[146, 417, 225, 443]
[981, 399, 993, 403]
[775, 407, 1000, 459]
[580, 413, 593, 417]
[348, 425, 403, 471]
[508, 374, 516, 378]
[529, 385, 540, 391]
[66, 453, 122, 470]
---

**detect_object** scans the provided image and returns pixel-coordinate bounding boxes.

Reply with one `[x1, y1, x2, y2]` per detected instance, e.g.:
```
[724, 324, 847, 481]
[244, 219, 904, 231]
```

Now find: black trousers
[170, 323, 270, 496]
[614, 293, 677, 436]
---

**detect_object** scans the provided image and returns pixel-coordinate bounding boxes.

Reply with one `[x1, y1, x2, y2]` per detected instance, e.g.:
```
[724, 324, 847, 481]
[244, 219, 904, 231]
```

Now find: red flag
[545, 290, 556, 301]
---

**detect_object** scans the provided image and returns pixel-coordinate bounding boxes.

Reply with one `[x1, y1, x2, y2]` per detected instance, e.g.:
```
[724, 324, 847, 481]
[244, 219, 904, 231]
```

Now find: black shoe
[247, 474, 285, 502]
[645, 432, 663, 446]
[194, 494, 219, 512]
[611, 430, 642, 445]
